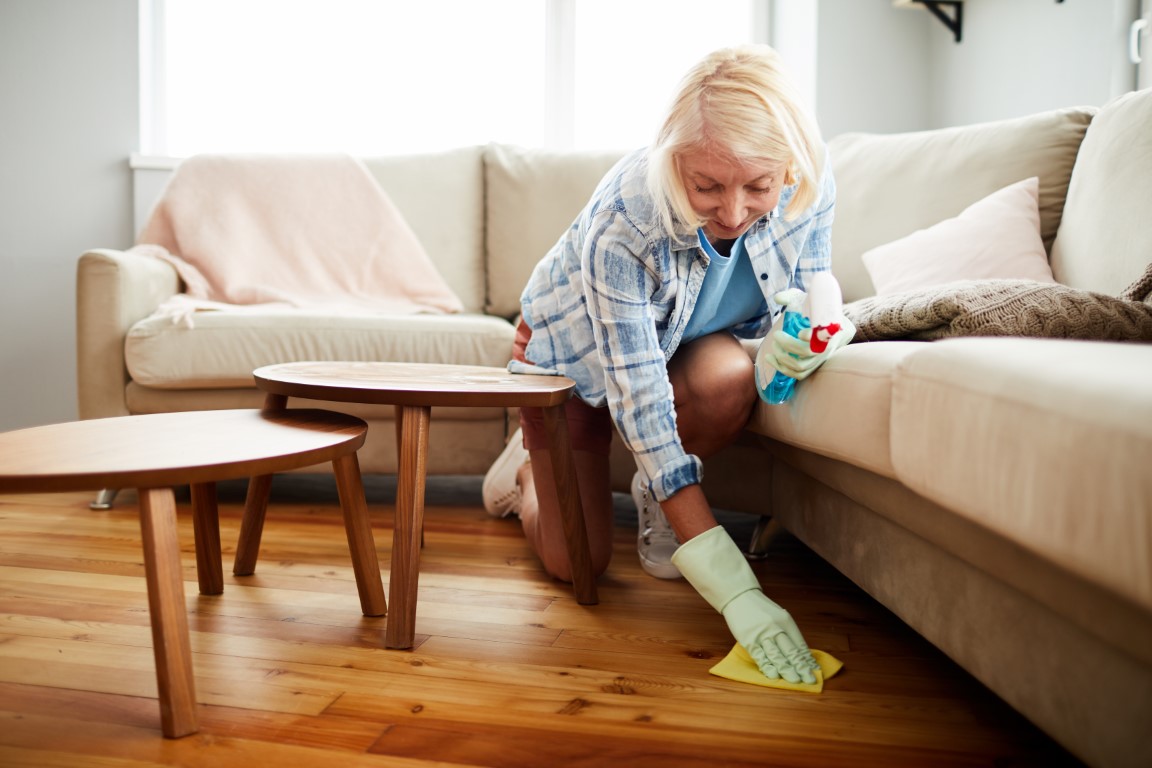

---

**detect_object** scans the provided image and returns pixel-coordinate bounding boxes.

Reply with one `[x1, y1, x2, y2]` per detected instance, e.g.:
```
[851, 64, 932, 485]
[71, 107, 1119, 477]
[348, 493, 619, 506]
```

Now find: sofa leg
[745, 516, 781, 561]
[90, 488, 120, 510]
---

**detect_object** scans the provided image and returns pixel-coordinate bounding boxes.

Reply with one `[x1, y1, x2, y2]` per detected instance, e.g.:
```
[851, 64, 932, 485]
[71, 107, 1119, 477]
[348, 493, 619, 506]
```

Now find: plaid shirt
[510, 148, 835, 501]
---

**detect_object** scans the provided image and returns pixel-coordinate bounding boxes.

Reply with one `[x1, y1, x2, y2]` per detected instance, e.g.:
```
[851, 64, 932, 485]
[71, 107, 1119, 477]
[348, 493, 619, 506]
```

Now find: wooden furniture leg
[386, 404, 431, 649]
[137, 487, 198, 738]
[233, 474, 273, 576]
[541, 404, 598, 605]
[190, 482, 224, 595]
[332, 451, 387, 616]
[262, 393, 289, 410]
[232, 392, 291, 575]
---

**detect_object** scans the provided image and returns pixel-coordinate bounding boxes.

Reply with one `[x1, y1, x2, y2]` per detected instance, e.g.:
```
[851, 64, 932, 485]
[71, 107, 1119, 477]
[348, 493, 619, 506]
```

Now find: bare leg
[667, 332, 756, 460]
[649, 332, 757, 544]
[519, 448, 614, 583]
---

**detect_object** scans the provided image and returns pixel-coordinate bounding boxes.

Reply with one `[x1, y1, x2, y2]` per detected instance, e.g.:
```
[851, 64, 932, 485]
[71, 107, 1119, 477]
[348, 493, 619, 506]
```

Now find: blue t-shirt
[682, 229, 769, 342]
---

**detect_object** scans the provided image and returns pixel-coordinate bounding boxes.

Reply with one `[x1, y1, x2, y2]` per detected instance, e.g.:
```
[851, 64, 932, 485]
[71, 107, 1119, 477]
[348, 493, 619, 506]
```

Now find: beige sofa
[750, 90, 1152, 768]
[78, 143, 762, 510]
[78, 144, 614, 478]
[78, 90, 1152, 767]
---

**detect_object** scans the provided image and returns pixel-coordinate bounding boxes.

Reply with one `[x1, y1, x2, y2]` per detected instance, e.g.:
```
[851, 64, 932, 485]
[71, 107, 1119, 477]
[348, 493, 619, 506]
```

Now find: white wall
[0, 0, 139, 431]
[928, 0, 1139, 127]
[815, 0, 934, 138]
[814, 0, 1140, 137]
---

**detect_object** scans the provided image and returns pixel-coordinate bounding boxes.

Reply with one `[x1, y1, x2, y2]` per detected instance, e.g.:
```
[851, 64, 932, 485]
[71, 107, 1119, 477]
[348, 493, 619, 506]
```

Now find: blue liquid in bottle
[762, 311, 811, 404]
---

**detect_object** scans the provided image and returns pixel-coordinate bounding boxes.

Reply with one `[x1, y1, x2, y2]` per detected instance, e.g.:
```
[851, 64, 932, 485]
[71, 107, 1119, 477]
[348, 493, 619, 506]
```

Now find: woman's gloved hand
[671, 525, 818, 683]
[757, 288, 856, 384]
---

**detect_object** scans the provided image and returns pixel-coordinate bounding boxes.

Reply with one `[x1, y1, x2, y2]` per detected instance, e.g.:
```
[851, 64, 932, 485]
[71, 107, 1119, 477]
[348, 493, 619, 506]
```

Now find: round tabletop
[253, 361, 576, 408]
[0, 409, 367, 493]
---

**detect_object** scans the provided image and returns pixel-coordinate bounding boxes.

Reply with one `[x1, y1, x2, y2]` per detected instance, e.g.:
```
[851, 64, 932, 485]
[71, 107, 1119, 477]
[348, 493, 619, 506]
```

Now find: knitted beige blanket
[844, 264, 1152, 343]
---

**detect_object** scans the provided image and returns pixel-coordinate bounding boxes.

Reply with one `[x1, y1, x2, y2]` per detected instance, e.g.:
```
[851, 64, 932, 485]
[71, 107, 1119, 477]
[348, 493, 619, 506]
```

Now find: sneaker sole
[639, 556, 683, 580]
[482, 433, 528, 518]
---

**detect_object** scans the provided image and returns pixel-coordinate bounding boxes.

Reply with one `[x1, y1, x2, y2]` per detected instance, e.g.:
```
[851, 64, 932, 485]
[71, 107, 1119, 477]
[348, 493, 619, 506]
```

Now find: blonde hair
[647, 45, 824, 232]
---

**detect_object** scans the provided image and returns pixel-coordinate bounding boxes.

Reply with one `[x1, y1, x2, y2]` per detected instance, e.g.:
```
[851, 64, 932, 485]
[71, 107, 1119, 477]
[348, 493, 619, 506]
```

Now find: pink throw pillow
[861, 177, 1056, 296]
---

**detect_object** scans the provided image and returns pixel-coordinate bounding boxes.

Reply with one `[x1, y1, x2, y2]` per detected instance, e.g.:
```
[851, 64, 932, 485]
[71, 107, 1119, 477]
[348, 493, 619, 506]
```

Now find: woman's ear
[784, 166, 797, 185]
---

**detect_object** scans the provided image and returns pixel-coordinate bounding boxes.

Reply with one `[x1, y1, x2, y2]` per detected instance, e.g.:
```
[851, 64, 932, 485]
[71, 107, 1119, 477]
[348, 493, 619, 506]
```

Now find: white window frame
[138, 0, 168, 159]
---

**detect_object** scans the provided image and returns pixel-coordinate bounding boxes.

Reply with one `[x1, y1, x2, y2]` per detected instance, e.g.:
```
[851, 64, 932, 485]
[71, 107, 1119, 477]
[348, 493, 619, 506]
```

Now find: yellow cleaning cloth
[709, 645, 843, 693]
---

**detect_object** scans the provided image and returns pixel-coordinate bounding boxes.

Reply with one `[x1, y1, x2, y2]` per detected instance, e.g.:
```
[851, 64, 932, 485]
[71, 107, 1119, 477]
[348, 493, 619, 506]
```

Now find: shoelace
[639, 486, 678, 545]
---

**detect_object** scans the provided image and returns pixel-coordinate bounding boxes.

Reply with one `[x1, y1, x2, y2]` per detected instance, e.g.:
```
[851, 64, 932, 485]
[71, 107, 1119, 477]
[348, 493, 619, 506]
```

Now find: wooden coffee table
[0, 408, 379, 738]
[249, 361, 598, 650]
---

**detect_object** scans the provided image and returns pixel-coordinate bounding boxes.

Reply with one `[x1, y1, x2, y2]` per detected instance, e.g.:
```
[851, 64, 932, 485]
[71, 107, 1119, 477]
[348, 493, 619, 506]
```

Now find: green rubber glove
[671, 525, 818, 684]
[755, 288, 805, 390]
[757, 289, 856, 383]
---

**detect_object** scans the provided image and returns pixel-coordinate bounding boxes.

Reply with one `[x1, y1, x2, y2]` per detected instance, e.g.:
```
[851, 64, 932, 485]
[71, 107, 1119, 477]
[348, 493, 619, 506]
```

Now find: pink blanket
[133, 154, 463, 320]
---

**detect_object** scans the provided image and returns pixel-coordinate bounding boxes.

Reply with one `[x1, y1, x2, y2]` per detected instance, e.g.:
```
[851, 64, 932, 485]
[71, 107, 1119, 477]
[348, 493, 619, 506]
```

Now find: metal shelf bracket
[905, 0, 1064, 44]
[914, 1, 964, 43]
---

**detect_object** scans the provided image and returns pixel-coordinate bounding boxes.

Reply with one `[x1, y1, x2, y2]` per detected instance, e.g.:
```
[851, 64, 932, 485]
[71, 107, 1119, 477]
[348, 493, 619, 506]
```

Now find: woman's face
[679, 149, 786, 243]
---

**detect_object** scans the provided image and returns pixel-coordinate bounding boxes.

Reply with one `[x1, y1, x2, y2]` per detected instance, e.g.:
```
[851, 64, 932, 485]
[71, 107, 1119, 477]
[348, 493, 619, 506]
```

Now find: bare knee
[669, 333, 756, 455]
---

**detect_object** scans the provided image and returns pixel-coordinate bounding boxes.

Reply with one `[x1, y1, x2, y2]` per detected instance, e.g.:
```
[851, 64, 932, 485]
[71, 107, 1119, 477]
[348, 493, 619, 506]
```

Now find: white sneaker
[482, 428, 528, 518]
[633, 471, 682, 579]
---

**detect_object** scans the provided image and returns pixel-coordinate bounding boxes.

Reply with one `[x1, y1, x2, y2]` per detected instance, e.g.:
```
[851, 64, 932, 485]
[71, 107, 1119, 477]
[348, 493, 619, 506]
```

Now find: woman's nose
[716, 193, 748, 227]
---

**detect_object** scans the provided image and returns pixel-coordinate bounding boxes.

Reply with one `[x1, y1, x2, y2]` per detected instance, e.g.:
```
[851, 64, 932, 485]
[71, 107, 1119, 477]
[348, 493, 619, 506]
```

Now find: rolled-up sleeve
[581, 207, 702, 501]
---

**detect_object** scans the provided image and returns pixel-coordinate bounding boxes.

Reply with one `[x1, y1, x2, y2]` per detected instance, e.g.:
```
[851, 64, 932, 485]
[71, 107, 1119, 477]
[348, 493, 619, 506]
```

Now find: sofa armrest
[76, 248, 180, 419]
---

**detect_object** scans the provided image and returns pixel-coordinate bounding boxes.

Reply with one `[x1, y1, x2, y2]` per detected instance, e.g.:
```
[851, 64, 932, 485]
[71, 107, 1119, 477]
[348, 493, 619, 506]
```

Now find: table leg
[386, 404, 430, 650]
[232, 392, 286, 575]
[138, 487, 198, 738]
[233, 474, 273, 576]
[332, 451, 387, 617]
[394, 408, 425, 550]
[190, 482, 223, 595]
[263, 393, 289, 410]
[541, 404, 599, 605]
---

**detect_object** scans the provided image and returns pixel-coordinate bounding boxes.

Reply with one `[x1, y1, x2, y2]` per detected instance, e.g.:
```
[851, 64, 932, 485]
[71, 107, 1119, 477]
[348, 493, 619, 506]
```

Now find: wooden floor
[0, 475, 1085, 767]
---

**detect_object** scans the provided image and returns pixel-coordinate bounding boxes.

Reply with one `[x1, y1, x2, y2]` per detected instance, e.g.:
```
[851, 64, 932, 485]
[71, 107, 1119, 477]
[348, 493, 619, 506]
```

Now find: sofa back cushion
[1050, 87, 1152, 295]
[827, 107, 1095, 302]
[363, 146, 486, 313]
[484, 143, 628, 319]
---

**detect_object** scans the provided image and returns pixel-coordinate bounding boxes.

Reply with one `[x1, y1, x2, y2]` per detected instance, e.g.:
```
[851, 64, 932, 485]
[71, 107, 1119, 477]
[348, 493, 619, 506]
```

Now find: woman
[483, 44, 853, 685]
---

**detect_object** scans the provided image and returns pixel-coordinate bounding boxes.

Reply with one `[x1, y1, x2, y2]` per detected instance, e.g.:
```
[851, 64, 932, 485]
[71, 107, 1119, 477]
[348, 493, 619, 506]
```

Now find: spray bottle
[758, 272, 844, 405]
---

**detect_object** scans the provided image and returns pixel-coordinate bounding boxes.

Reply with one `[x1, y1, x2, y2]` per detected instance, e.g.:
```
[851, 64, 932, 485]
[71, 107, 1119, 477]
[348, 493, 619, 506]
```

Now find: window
[143, 0, 767, 156]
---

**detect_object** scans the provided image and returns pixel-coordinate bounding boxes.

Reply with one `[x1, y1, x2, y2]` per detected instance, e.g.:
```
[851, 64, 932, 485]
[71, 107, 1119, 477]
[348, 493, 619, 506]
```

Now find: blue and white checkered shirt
[509, 148, 835, 501]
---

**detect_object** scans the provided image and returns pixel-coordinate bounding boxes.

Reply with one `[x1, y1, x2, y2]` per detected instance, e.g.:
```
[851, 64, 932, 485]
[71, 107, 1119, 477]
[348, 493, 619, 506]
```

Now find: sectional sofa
[77, 88, 1152, 767]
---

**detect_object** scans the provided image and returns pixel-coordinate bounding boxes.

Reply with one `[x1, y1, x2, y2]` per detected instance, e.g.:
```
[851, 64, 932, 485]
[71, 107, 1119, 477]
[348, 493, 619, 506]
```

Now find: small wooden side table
[250, 361, 598, 651]
[0, 408, 379, 738]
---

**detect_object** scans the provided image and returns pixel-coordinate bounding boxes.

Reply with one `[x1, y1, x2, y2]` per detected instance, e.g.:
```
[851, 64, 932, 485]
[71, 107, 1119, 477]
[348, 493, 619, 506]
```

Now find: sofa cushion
[889, 337, 1152, 613]
[747, 340, 924, 480]
[1050, 88, 1152, 296]
[828, 106, 1095, 302]
[362, 146, 486, 313]
[125, 310, 515, 389]
[484, 143, 627, 318]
